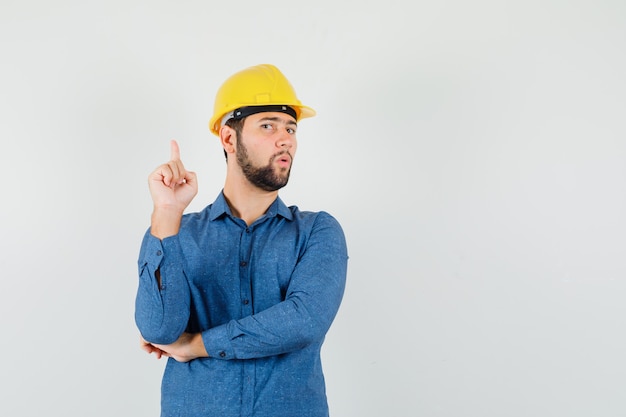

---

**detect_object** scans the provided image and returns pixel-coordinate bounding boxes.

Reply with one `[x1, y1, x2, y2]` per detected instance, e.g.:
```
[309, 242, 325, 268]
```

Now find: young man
[135, 64, 348, 417]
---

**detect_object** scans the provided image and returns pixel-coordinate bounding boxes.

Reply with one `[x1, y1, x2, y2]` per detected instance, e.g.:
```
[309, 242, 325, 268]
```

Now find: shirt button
[243, 299, 249, 305]
[156, 250, 162, 256]
[240, 261, 247, 267]
[219, 351, 226, 358]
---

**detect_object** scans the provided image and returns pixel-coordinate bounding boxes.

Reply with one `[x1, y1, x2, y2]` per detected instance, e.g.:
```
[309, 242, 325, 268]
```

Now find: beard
[236, 136, 293, 192]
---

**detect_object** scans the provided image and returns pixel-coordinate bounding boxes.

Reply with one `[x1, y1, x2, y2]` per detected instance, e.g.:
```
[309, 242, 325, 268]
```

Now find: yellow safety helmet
[208, 64, 316, 136]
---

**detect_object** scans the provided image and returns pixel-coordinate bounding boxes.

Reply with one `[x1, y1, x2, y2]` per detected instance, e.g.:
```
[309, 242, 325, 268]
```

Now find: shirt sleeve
[202, 212, 348, 360]
[134, 229, 191, 344]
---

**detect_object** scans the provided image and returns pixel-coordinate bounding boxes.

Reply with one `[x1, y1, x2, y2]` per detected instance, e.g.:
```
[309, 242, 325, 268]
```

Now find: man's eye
[287, 128, 296, 134]
[261, 124, 273, 130]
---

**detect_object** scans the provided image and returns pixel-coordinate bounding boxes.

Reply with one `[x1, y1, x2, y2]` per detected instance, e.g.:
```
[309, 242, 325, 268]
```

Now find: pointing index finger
[170, 139, 181, 161]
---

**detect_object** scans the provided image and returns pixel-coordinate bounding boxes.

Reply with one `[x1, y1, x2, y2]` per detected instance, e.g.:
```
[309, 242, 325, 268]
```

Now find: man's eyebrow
[258, 116, 297, 126]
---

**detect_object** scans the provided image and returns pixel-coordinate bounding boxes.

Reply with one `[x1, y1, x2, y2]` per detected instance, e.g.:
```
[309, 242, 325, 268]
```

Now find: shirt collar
[209, 191, 294, 222]
[266, 195, 294, 221]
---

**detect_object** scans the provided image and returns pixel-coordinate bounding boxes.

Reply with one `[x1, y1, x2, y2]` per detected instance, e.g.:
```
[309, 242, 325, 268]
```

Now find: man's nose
[277, 130, 295, 148]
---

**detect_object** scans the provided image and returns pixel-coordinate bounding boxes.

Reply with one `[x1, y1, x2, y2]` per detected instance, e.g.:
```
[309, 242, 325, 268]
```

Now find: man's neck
[223, 178, 279, 226]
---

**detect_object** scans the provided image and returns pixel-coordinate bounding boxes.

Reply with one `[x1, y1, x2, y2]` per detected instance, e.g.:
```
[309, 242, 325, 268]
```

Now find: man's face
[235, 112, 298, 191]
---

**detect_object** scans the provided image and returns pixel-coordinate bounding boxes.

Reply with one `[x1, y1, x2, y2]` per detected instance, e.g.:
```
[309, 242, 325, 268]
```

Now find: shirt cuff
[140, 232, 184, 271]
[202, 322, 235, 360]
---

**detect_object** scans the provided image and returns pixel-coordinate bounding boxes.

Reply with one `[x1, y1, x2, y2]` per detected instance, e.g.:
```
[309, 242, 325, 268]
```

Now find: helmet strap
[220, 105, 297, 130]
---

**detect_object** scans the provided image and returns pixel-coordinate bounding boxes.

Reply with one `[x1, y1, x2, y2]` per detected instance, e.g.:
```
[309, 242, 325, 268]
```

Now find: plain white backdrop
[1, 1, 625, 416]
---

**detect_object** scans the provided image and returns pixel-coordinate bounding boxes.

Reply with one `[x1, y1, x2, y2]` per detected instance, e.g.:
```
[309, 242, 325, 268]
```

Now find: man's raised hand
[148, 140, 198, 239]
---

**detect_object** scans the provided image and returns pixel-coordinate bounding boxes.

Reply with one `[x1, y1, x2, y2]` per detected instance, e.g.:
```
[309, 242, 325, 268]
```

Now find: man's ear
[220, 125, 236, 155]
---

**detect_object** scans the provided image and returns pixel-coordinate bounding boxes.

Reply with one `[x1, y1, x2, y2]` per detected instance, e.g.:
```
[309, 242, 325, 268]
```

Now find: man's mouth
[275, 153, 292, 167]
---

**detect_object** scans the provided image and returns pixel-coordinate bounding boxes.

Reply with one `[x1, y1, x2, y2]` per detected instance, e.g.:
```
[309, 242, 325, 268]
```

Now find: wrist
[151, 207, 184, 239]
[192, 332, 209, 359]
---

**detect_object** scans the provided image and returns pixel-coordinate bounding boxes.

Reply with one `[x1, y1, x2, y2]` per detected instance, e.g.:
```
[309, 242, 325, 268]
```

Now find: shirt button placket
[239, 261, 252, 315]
[239, 226, 254, 414]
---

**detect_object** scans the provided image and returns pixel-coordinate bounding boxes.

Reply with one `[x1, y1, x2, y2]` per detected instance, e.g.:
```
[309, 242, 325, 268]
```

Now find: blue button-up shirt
[135, 192, 348, 417]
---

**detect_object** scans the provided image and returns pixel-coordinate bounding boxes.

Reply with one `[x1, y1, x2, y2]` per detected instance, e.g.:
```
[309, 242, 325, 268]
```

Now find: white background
[1, 1, 625, 416]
